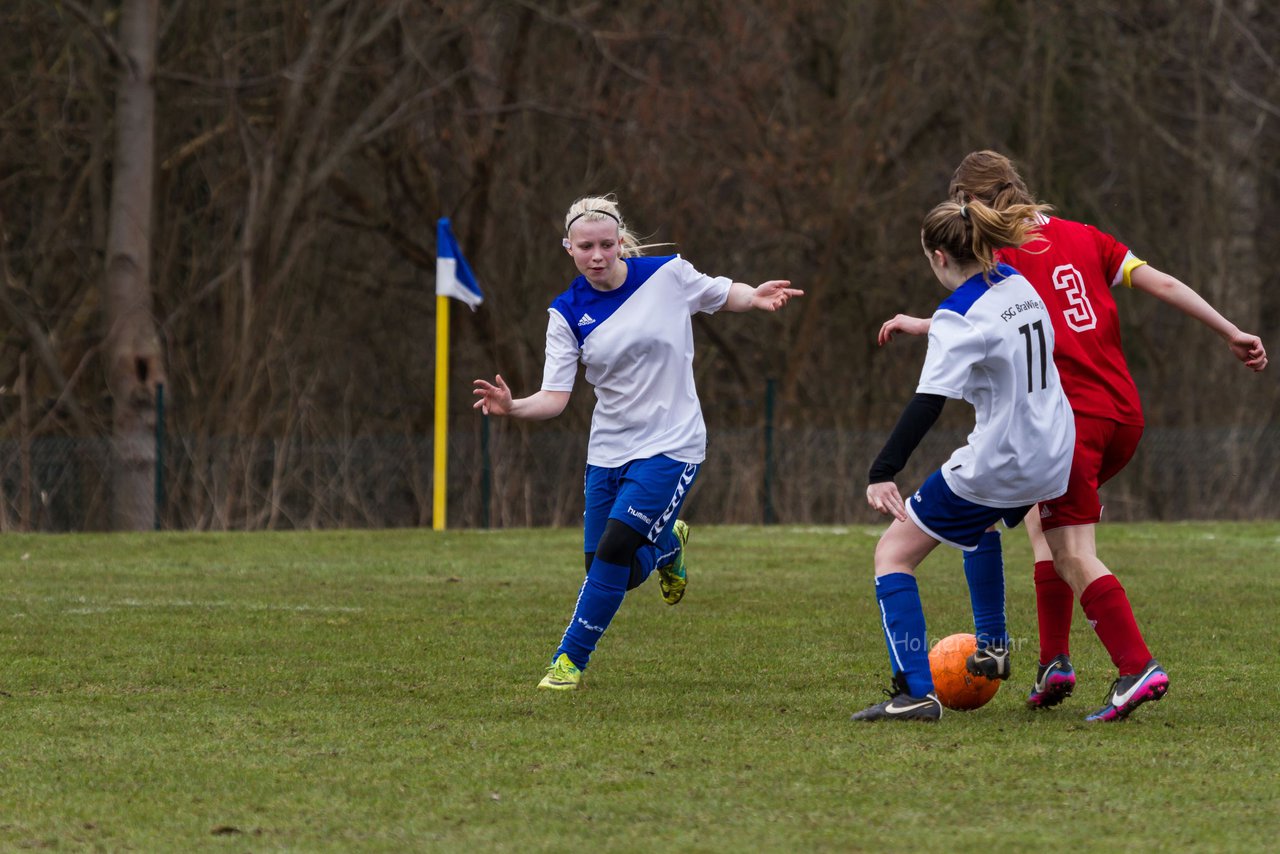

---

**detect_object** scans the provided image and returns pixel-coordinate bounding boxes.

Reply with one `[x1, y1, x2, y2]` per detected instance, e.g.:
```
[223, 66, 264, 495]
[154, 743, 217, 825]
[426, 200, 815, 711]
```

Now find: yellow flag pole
[432, 294, 450, 530]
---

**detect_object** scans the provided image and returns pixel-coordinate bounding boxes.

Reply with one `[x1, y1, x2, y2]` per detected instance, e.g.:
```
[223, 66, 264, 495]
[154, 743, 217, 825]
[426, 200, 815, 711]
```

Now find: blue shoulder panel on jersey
[937, 279, 988, 317]
[988, 262, 1017, 283]
[936, 263, 1017, 317]
[550, 255, 677, 348]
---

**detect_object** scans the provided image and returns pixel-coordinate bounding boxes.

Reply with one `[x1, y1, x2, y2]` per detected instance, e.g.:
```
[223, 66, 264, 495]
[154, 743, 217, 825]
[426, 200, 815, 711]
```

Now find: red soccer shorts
[1038, 414, 1143, 531]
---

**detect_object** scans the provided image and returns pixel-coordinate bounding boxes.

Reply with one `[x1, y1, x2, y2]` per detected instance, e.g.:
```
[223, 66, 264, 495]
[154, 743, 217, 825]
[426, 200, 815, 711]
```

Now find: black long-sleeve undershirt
[867, 393, 947, 484]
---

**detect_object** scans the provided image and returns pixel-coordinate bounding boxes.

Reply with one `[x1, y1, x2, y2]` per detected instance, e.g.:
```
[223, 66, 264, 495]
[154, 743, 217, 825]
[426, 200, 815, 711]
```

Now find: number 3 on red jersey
[1052, 264, 1097, 332]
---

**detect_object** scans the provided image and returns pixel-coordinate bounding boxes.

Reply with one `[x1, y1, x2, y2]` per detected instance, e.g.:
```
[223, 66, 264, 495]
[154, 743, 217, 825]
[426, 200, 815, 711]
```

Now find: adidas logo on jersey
[577, 313, 596, 327]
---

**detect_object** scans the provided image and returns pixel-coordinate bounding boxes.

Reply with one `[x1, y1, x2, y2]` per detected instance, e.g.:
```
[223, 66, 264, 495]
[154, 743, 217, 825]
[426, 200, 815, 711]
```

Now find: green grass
[1, 522, 1278, 851]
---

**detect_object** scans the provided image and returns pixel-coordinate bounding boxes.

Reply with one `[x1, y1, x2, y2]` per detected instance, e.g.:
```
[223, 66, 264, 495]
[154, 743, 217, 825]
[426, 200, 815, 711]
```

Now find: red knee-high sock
[1080, 575, 1152, 676]
[1034, 560, 1074, 664]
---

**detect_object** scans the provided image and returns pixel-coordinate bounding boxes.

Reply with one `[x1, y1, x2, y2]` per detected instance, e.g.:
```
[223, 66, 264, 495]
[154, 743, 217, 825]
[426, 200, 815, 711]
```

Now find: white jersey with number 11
[918, 263, 1075, 508]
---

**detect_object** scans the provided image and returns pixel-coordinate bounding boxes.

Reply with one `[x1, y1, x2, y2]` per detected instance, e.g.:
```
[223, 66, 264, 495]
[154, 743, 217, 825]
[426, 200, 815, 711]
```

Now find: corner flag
[436, 218, 484, 310]
[433, 217, 483, 531]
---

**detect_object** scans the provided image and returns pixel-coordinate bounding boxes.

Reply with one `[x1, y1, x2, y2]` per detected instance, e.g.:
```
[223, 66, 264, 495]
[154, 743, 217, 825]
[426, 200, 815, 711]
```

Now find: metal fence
[1, 424, 1276, 532]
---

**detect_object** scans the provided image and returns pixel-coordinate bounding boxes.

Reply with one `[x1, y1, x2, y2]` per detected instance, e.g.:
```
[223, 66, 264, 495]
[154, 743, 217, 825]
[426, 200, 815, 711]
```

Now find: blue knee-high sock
[557, 557, 630, 670]
[875, 571, 933, 697]
[630, 526, 681, 588]
[963, 530, 1008, 650]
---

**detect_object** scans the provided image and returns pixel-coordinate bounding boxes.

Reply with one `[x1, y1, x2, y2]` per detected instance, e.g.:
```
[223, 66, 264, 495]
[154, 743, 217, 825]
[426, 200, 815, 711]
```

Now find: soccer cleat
[658, 519, 690, 605]
[966, 642, 1011, 681]
[537, 653, 583, 691]
[1026, 654, 1076, 709]
[851, 674, 942, 722]
[1084, 659, 1169, 722]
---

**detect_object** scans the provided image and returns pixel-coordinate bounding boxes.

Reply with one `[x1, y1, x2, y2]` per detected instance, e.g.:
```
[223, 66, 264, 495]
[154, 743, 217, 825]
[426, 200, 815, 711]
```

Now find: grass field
[2, 522, 1278, 851]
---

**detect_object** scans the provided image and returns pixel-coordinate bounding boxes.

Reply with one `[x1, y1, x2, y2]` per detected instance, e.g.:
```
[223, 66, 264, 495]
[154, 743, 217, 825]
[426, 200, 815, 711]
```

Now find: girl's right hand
[878, 314, 931, 346]
[1227, 331, 1267, 372]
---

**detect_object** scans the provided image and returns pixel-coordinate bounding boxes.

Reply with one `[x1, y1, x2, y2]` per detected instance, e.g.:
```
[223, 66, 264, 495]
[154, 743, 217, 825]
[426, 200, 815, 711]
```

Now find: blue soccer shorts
[905, 470, 1030, 552]
[583, 455, 700, 551]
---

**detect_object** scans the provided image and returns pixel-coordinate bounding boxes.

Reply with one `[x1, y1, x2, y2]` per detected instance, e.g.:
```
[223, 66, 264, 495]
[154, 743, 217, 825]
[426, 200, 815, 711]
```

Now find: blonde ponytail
[922, 199, 1051, 275]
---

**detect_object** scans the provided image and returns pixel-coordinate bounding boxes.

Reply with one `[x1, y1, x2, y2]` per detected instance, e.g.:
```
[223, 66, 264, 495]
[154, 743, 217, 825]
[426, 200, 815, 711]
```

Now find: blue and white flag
[436, 218, 484, 310]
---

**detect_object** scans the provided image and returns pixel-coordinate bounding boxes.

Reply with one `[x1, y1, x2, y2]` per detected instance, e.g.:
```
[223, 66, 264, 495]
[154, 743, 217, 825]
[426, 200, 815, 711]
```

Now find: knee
[873, 542, 913, 577]
[594, 520, 647, 567]
[1050, 553, 1095, 592]
[1048, 549, 1079, 575]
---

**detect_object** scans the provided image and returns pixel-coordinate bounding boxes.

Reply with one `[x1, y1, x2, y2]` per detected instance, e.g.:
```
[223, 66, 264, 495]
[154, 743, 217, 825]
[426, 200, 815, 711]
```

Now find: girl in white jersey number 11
[852, 198, 1074, 722]
[473, 195, 802, 691]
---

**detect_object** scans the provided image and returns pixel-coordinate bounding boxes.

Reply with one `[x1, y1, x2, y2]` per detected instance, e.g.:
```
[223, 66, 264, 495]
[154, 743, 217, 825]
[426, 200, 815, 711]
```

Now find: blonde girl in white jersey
[473, 196, 801, 690]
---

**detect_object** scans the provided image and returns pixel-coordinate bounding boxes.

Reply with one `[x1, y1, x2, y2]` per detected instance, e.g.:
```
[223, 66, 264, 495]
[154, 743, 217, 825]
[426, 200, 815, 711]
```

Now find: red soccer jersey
[994, 217, 1144, 426]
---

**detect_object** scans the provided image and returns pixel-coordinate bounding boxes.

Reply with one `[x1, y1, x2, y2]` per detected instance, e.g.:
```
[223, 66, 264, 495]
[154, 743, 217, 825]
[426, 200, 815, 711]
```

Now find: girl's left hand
[751, 280, 804, 311]
[866, 481, 907, 522]
[473, 374, 514, 416]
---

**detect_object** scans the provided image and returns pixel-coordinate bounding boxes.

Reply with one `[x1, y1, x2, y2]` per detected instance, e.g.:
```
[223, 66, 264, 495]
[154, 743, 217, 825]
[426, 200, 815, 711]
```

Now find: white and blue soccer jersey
[541, 255, 732, 468]
[919, 263, 1075, 508]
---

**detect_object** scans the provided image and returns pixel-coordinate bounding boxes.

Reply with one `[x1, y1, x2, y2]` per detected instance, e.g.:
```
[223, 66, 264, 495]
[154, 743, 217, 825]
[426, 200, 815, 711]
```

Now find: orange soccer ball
[928, 633, 1001, 711]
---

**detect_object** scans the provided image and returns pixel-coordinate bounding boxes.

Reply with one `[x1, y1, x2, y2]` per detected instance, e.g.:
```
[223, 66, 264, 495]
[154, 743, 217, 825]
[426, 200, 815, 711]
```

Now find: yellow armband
[1121, 257, 1147, 288]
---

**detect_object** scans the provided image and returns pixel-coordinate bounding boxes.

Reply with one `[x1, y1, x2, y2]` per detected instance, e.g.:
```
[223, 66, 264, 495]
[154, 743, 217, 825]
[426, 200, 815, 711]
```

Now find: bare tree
[103, 0, 165, 529]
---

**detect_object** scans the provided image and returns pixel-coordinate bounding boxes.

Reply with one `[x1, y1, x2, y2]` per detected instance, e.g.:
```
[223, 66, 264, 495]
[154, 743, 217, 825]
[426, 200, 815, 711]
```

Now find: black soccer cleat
[851, 673, 942, 722]
[966, 642, 1011, 681]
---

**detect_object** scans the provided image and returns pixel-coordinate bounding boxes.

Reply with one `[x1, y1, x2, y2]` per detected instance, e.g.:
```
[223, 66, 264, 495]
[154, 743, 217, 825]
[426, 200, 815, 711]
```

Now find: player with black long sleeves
[473, 195, 801, 691]
[851, 198, 1074, 722]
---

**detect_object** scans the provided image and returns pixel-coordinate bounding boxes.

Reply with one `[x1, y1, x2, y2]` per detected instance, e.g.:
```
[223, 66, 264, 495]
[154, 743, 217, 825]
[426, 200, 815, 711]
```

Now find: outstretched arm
[1130, 264, 1267, 371]
[722, 280, 804, 313]
[472, 374, 571, 419]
